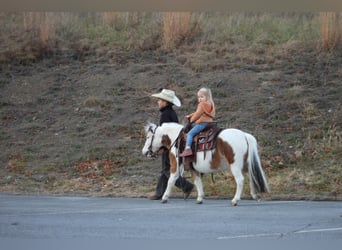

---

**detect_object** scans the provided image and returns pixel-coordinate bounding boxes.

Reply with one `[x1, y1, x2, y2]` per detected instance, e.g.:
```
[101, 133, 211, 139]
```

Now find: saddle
[196, 123, 221, 152]
[178, 123, 222, 170]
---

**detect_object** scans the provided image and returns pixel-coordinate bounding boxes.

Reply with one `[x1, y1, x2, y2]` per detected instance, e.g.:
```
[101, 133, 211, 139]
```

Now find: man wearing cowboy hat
[149, 89, 194, 200]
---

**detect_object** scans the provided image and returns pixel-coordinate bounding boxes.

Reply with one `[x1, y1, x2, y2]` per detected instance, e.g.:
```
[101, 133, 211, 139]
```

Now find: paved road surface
[0, 194, 341, 240]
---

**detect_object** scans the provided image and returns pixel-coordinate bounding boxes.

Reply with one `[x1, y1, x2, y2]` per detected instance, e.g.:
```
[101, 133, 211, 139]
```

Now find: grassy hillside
[0, 12, 341, 201]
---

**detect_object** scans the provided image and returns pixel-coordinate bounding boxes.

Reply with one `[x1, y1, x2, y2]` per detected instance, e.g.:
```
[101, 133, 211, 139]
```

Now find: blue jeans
[186, 122, 208, 147]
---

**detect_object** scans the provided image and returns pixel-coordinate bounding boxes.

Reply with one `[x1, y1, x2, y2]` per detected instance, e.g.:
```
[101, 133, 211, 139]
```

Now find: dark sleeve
[160, 108, 179, 125]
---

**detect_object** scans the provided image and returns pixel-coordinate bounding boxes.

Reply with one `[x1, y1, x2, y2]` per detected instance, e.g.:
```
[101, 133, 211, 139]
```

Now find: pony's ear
[161, 134, 171, 148]
[144, 121, 156, 133]
[144, 124, 149, 133]
[146, 120, 156, 127]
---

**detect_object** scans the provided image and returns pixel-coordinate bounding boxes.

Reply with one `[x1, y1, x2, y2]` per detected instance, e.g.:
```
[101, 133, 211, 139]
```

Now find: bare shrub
[162, 12, 202, 49]
[320, 12, 342, 51]
[23, 12, 56, 50]
[39, 13, 56, 49]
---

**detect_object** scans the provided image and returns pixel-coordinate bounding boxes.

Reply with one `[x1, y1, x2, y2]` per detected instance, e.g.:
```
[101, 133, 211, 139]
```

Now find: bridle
[146, 125, 158, 158]
[146, 124, 183, 158]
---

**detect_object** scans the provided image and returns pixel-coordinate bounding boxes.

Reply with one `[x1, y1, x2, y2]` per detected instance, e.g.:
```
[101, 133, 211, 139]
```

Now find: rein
[169, 128, 183, 152]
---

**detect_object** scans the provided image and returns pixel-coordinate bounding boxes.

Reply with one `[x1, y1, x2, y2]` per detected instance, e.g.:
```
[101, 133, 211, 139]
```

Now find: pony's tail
[245, 134, 269, 194]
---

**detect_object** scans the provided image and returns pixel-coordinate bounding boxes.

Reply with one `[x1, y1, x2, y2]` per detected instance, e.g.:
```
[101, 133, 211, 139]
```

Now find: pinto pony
[142, 122, 269, 206]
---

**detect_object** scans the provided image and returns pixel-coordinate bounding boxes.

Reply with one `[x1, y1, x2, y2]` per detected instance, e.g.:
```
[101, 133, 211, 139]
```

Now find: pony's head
[142, 122, 184, 158]
[142, 122, 162, 158]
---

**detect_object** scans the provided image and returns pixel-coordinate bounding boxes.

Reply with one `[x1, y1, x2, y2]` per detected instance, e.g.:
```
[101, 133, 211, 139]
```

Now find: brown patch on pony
[211, 138, 235, 170]
[161, 134, 171, 148]
[169, 152, 177, 174]
[162, 134, 177, 173]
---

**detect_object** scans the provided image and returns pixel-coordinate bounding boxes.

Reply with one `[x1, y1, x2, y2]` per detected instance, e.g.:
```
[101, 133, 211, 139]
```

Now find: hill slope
[0, 43, 341, 200]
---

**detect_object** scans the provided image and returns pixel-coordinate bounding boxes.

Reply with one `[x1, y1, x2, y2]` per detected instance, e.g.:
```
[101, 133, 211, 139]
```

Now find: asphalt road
[0, 194, 341, 240]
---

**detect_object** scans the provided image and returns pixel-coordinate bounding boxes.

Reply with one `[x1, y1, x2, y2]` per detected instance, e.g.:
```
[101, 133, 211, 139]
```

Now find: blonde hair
[198, 87, 215, 108]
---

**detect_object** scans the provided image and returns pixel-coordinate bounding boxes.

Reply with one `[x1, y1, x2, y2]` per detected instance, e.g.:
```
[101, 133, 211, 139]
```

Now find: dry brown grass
[320, 12, 342, 51]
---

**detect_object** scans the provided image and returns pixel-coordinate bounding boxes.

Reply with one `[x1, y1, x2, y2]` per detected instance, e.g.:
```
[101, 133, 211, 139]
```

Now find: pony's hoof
[161, 199, 168, 204]
[196, 200, 203, 204]
[230, 201, 238, 206]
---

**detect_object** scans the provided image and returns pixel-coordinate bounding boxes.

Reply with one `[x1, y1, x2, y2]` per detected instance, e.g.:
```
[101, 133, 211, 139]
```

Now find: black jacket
[159, 105, 179, 125]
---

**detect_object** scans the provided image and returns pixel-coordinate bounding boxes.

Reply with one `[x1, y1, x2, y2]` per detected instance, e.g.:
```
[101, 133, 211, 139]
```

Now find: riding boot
[175, 177, 194, 199]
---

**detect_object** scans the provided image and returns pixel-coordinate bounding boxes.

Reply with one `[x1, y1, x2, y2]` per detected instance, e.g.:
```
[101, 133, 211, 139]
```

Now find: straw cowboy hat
[151, 89, 181, 107]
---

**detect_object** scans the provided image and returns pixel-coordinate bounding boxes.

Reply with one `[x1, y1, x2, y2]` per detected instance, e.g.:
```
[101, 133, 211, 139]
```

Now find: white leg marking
[194, 175, 204, 204]
[161, 172, 179, 203]
[230, 162, 244, 206]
